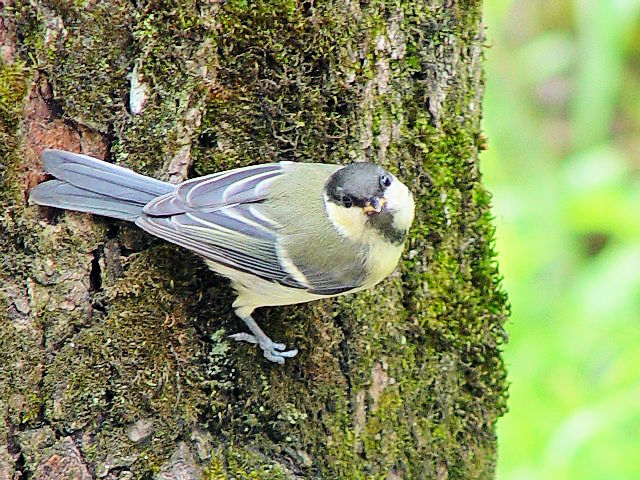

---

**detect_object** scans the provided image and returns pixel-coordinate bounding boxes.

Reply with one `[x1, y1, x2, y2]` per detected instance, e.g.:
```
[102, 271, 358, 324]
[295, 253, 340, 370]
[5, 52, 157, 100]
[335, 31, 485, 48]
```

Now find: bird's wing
[143, 163, 284, 215]
[137, 163, 361, 294]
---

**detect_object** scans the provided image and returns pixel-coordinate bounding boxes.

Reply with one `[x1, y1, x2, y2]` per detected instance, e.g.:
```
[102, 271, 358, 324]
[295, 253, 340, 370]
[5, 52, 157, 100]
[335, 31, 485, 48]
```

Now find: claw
[262, 343, 298, 363]
[277, 348, 298, 358]
[229, 321, 298, 364]
[228, 332, 259, 344]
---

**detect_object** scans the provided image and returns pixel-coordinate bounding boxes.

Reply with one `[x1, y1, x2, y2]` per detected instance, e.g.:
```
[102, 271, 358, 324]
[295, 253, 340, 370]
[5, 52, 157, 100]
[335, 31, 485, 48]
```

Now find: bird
[30, 149, 415, 364]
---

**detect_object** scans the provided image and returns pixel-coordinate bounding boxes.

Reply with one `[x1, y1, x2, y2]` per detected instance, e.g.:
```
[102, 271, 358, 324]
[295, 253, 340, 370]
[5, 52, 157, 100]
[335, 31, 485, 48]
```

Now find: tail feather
[30, 180, 151, 221]
[30, 150, 175, 221]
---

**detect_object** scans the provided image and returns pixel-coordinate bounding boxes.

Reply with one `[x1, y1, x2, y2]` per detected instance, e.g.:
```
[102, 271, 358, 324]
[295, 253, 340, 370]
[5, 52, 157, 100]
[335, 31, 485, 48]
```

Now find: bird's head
[323, 163, 415, 244]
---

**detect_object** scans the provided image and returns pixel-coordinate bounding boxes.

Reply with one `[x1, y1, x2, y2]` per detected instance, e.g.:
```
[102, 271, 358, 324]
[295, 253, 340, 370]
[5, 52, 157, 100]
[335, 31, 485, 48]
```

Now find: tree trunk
[0, 1, 508, 479]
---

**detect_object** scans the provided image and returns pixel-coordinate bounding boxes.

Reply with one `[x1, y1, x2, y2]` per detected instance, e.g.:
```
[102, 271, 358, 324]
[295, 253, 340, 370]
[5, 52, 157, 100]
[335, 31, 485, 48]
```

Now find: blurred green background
[481, 1, 640, 479]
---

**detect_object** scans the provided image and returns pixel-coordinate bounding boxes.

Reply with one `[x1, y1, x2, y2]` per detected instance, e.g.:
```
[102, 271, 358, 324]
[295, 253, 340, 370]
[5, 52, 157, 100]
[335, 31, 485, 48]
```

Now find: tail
[29, 149, 174, 221]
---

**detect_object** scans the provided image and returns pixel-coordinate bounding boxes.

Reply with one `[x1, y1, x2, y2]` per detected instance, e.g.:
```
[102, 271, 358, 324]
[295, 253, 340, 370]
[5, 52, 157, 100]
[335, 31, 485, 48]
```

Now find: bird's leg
[228, 314, 298, 364]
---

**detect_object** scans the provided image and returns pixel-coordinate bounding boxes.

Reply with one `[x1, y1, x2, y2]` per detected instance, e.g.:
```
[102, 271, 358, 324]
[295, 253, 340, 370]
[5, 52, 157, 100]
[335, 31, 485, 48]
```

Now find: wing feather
[135, 214, 305, 287]
[143, 163, 285, 215]
[137, 161, 361, 294]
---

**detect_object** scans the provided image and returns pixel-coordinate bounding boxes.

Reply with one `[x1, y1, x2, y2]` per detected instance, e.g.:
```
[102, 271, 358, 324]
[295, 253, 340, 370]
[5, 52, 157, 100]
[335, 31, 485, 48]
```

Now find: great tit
[30, 150, 415, 363]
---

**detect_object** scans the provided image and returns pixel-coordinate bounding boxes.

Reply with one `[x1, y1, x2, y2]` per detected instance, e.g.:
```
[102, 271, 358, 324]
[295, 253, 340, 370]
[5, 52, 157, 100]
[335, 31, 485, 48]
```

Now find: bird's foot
[228, 332, 298, 364]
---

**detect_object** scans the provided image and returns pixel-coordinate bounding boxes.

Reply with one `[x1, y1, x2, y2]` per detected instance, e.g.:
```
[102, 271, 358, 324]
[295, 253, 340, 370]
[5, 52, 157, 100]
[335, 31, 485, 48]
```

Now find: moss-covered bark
[1, 1, 508, 478]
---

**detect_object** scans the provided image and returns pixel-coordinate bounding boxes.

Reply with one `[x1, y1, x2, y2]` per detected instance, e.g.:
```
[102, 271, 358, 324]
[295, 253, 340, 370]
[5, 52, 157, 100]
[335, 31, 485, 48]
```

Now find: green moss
[209, 444, 303, 479]
[13, 0, 215, 176]
[0, 61, 41, 432]
[0, 61, 27, 131]
[39, 244, 211, 471]
[224, 446, 291, 479]
[191, 0, 361, 174]
[0, 61, 28, 204]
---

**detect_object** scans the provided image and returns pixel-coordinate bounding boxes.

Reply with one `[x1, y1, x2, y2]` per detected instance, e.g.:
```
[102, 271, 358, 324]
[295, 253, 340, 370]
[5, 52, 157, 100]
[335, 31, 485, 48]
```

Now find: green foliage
[483, 1, 640, 479]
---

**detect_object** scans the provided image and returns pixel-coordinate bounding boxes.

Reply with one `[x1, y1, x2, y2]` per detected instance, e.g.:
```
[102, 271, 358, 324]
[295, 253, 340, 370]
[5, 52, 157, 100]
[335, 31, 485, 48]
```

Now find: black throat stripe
[368, 213, 406, 245]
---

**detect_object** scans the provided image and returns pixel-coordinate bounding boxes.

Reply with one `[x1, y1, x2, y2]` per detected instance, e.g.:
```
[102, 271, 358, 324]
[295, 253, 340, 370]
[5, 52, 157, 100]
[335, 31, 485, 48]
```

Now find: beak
[363, 197, 387, 216]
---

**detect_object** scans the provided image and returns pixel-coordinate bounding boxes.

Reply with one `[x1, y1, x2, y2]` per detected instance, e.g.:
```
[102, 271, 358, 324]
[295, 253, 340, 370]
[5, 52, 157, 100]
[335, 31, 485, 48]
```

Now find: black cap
[325, 163, 391, 208]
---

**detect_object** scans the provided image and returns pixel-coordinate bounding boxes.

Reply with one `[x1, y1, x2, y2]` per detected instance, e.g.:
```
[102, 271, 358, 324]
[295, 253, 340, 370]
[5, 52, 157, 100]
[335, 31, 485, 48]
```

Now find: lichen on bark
[1, 1, 508, 479]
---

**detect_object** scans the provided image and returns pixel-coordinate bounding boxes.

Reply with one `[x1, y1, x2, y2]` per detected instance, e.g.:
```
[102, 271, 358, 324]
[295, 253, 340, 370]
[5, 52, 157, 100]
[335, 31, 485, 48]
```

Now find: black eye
[380, 174, 392, 188]
[342, 195, 353, 208]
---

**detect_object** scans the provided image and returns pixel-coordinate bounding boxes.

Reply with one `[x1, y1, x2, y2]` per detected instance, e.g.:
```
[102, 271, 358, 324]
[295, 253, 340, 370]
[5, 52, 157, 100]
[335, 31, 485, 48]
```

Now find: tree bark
[1, 1, 508, 479]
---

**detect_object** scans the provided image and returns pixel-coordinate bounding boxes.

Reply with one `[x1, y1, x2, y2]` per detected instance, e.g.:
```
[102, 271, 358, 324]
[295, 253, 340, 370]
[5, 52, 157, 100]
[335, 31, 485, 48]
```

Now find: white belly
[204, 261, 329, 318]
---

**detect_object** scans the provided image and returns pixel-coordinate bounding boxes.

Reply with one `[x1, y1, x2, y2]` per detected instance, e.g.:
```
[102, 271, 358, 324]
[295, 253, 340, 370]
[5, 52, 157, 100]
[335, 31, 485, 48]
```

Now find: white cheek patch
[385, 176, 415, 232]
[323, 194, 367, 240]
